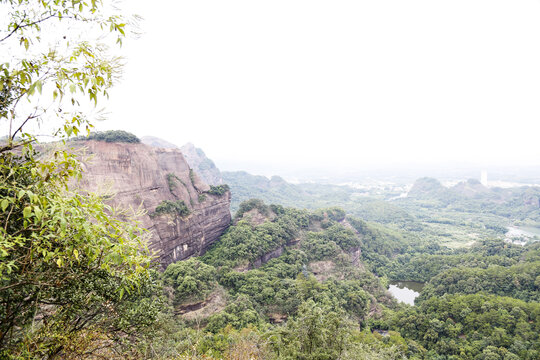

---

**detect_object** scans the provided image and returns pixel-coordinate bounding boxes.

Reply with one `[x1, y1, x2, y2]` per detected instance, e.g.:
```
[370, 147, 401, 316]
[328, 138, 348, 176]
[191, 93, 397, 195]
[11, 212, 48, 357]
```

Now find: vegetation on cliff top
[74, 130, 141, 143]
[207, 184, 230, 196]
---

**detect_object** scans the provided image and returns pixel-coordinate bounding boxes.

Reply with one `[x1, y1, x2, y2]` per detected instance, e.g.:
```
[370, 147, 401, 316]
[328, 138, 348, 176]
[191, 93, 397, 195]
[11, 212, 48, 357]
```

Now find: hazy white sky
[102, 0, 540, 171]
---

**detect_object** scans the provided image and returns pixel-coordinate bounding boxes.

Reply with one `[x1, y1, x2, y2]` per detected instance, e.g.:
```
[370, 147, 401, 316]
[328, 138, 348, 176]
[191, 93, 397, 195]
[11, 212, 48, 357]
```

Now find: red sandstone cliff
[71, 140, 231, 266]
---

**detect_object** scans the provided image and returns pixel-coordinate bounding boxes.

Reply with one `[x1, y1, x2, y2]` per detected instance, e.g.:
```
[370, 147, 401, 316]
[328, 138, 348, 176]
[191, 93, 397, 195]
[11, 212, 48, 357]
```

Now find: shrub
[207, 184, 230, 196]
[205, 295, 261, 333]
[235, 199, 270, 220]
[326, 207, 346, 222]
[166, 173, 177, 191]
[153, 200, 190, 217]
[189, 169, 195, 185]
[162, 258, 217, 303]
[166, 173, 187, 192]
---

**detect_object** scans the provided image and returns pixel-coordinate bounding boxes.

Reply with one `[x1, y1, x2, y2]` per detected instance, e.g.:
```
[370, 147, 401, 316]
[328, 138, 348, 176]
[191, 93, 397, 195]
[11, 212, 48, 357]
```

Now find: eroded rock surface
[72, 140, 231, 266]
[179, 143, 223, 186]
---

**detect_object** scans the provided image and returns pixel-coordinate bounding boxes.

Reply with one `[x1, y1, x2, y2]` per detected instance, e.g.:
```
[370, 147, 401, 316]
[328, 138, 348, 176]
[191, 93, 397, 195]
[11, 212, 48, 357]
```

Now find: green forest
[2, 1, 540, 359]
[152, 203, 539, 359]
[4, 178, 539, 358]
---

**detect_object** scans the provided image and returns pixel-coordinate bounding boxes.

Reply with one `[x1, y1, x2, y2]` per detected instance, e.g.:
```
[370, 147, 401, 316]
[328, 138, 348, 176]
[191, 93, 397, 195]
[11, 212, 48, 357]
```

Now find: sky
[99, 0, 540, 174]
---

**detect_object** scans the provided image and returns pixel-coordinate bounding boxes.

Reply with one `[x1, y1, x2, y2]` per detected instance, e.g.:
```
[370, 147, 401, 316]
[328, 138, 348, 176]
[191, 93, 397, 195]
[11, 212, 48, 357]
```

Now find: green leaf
[23, 206, 32, 218]
[1, 199, 9, 212]
[33, 206, 42, 220]
[28, 83, 35, 95]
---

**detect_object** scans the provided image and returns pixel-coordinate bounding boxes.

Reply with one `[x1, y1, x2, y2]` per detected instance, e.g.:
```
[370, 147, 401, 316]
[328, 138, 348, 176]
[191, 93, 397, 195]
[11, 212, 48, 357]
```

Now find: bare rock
[71, 140, 231, 266]
[176, 287, 227, 321]
[180, 142, 223, 186]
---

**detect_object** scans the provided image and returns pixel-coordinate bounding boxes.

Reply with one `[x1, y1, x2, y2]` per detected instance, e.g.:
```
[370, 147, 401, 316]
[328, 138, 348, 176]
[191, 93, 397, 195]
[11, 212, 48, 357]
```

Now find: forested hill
[222, 171, 415, 225]
[138, 199, 540, 359]
[223, 170, 540, 248]
[404, 177, 540, 222]
[222, 171, 312, 211]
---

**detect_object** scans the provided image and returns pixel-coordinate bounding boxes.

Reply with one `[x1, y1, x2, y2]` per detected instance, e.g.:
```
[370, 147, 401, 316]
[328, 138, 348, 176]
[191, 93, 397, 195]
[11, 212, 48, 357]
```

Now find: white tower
[480, 170, 488, 187]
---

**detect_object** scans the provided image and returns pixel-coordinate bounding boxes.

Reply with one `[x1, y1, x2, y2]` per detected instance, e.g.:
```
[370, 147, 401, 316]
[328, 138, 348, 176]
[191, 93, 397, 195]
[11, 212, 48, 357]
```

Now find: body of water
[388, 281, 424, 306]
[506, 226, 540, 238]
[505, 226, 540, 245]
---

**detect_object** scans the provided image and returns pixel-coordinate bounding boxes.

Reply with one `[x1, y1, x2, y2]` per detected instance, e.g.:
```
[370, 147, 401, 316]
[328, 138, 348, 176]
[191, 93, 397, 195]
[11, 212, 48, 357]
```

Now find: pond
[388, 281, 424, 306]
[505, 226, 540, 245]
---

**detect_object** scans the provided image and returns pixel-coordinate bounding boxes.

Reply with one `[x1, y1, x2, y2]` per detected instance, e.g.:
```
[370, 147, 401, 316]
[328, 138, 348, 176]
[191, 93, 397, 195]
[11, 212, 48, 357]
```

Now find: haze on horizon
[99, 0, 540, 175]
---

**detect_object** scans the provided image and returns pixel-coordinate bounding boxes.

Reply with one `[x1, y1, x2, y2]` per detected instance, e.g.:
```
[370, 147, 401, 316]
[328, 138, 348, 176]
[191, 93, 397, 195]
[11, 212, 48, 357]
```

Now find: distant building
[481, 170, 488, 186]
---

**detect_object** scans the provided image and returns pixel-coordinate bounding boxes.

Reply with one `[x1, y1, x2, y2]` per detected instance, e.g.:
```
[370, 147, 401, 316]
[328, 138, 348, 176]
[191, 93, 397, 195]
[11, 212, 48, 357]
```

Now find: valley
[142, 137, 540, 359]
[3, 132, 540, 359]
[2, 1, 539, 358]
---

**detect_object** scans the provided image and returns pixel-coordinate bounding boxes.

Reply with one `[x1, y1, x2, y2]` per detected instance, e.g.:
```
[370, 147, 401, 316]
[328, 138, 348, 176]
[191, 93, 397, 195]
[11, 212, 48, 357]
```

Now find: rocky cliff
[71, 140, 231, 266]
[179, 143, 223, 186]
[140, 137, 224, 186]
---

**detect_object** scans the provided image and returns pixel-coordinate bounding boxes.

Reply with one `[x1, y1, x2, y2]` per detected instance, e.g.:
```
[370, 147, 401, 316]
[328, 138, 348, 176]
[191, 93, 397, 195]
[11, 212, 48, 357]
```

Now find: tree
[0, 150, 161, 357]
[269, 300, 353, 360]
[0, 1, 158, 358]
[1, 0, 130, 148]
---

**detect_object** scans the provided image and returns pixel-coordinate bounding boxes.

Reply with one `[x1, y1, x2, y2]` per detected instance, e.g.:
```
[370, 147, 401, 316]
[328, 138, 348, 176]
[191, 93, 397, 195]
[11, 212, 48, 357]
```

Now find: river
[388, 281, 424, 306]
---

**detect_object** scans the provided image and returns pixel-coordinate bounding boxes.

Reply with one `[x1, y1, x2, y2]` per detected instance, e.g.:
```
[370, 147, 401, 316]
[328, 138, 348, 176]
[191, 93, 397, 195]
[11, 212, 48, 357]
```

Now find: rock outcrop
[71, 140, 231, 266]
[179, 143, 223, 186]
[140, 137, 223, 186]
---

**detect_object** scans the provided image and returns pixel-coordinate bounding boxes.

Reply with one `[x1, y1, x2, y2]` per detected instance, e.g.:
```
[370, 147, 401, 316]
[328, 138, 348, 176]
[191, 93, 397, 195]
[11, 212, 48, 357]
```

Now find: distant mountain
[222, 171, 417, 226]
[180, 143, 223, 186]
[451, 178, 490, 198]
[407, 177, 446, 197]
[140, 136, 179, 149]
[141, 137, 223, 186]
[409, 177, 491, 200]
[222, 171, 309, 212]
[403, 177, 540, 222]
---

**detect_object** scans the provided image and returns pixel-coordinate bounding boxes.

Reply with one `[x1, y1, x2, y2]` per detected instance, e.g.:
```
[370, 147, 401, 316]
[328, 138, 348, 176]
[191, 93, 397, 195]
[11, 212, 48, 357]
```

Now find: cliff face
[179, 143, 223, 186]
[72, 140, 231, 266]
